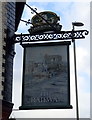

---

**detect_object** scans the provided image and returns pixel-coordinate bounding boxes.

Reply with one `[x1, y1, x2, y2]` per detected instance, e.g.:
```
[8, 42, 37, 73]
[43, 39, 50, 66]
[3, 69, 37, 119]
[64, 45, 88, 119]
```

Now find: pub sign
[19, 41, 72, 109]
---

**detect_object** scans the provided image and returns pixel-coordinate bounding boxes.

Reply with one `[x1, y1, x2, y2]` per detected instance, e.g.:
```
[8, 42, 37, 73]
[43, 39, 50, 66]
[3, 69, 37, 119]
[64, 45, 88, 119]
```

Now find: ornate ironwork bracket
[13, 30, 89, 44]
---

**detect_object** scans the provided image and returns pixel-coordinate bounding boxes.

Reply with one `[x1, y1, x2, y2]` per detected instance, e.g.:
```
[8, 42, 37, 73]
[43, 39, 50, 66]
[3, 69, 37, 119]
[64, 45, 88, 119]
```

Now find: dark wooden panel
[20, 42, 72, 109]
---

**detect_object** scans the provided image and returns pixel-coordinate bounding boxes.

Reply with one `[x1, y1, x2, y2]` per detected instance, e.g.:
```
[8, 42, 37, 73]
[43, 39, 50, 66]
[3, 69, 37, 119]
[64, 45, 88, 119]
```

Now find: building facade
[0, 2, 25, 120]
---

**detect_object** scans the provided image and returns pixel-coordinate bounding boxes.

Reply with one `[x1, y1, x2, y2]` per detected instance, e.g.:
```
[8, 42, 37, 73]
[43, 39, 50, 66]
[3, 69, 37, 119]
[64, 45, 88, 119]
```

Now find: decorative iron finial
[28, 11, 62, 34]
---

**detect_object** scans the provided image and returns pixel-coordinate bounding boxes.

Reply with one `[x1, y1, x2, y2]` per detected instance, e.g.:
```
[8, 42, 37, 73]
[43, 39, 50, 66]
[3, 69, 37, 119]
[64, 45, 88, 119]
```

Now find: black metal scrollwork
[84, 30, 89, 35]
[14, 30, 89, 44]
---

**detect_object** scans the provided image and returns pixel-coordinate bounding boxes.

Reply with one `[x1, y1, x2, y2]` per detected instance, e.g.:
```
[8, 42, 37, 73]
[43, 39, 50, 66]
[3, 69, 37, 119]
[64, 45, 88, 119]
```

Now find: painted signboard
[19, 41, 72, 109]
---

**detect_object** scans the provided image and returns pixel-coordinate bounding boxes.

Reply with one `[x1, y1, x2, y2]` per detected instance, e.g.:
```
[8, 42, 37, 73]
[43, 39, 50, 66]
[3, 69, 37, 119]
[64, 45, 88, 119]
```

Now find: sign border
[19, 41, 72, 110]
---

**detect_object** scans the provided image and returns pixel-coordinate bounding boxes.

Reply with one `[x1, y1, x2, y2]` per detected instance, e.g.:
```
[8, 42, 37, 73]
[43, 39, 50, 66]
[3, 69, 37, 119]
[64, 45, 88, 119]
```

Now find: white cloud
[76, 47, 90, 76]
[79, 91, 90, 118]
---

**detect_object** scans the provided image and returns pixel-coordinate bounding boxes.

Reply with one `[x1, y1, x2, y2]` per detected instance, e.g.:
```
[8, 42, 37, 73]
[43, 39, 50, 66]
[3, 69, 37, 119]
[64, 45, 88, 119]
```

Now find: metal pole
[72, 25, 79, 120]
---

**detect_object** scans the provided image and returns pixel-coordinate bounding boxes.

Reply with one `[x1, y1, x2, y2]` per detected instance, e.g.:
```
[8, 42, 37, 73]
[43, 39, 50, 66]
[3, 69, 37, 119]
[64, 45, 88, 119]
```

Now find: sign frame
[19, 41, 72, 110]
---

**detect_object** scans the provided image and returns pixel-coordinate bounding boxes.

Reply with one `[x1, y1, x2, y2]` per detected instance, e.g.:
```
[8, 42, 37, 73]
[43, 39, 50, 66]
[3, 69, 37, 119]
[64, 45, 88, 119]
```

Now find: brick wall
[4, 2, 16, 102]
[0, 2, 16, 102]
[0, 2, 4, 100]
[0, 2, 25, 119]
